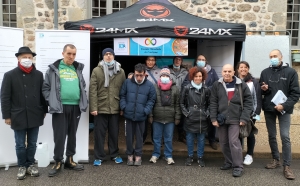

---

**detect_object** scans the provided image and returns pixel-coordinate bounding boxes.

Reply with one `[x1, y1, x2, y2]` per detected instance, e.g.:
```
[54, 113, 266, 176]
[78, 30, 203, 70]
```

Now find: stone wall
[170, 0, 287, 32]
[17, 0, 88, 50]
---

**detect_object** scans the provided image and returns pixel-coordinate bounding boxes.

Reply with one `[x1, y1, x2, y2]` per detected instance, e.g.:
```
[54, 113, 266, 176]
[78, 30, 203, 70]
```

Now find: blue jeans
[186, 131, 205, 158]
[152, 122, 175, 158]
[14, 127, 39, 167]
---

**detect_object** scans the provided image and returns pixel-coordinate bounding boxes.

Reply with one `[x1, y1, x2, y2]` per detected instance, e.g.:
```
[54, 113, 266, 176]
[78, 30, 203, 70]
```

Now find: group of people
[1, 45, 299, 181]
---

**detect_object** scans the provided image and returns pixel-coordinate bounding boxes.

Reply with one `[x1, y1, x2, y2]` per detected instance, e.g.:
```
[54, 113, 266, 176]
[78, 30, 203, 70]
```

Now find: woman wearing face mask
[180, 67, 210, 167]
[235, 61, 262, 165]
[148, 68, 181, 165]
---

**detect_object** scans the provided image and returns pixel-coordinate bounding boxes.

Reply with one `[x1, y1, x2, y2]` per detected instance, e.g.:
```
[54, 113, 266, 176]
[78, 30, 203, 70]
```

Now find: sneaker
[232, 169, 243, 177]
[149, 156, 159, 163]
[165, 157, 175, 165]
[112, 156, 123, 164]
[26, 165, 39, 177]
[127, 155, 134, 166]
[243, 154, 253, 165]
[283, 166, 295, 180]
[185, 156, 193, 166]
[209, 142, 218, 150]
[17, 166, 26, 180]
[134, 156, 142, 166]
[93, 159, 102, 166]
[265, 159, 281, 169]
[197, 157, 205, 167]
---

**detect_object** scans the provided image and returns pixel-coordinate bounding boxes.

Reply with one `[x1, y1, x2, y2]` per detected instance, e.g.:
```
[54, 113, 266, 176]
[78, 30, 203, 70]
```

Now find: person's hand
[212, 121, 219, 127]
[148, 117, 153, 124]
[5, 118, 11, 125]
[120, 111, 123, 116]
[90, 111, 98, 116]
[240, 121, 245, 126]
[275, 104, 284, 112]
[175, 119, 180, 125]
[261, 82, 268, 91]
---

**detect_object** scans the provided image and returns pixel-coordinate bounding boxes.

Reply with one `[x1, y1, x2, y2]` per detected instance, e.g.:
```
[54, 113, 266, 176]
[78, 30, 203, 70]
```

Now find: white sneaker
[165, 157, 175, 165]
[149, 156, 159, 163]
[243, 154, 253, 165]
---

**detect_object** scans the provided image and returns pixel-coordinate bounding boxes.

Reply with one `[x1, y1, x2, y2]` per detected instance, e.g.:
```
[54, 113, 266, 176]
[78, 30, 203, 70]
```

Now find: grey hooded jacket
[42, 59, 88, 114]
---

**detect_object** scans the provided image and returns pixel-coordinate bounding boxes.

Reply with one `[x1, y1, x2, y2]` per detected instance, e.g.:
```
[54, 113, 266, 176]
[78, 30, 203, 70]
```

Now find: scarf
[18, 62, 33, 74]
[100, 60, 120, 87]
[191, 80, 202, 90]
[158, 79, 172, 90]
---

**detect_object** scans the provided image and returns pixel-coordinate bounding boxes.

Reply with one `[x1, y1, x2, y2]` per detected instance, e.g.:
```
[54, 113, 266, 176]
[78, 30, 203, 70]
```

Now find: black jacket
[259, 63, 300, 114]
[1, 67, 48, 130]
[180, 83, 210, 133]
[210, 77, 253, 125]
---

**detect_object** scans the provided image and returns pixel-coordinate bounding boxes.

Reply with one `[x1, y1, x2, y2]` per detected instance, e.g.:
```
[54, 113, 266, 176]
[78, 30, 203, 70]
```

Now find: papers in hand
[271, 90, 287, 115]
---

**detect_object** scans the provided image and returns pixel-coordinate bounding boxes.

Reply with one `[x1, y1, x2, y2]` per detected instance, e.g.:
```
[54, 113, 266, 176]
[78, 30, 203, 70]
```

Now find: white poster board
[243, 35, 290, 78]
[0, 26, 23, 167]
[35, 30, 90, 163]
[197, 40, 235, 78]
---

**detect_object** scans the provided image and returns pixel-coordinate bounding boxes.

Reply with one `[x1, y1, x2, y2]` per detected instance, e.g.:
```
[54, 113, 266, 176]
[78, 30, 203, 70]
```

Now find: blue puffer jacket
[120, 77, 156, 121]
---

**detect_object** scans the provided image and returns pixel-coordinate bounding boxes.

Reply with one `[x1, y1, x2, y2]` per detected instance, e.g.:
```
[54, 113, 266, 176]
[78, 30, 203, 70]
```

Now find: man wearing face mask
[1, 46, 48, 180]
[120, 63, 156, 166]
[89, 48, 126, 166]
[259, 49, 300, 180]
[169, 57, 188, 143]
[181, 55, 219, 150]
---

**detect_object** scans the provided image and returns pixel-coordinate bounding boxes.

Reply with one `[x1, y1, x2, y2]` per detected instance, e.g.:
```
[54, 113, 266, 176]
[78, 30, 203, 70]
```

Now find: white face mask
[20, 58, 33, 68]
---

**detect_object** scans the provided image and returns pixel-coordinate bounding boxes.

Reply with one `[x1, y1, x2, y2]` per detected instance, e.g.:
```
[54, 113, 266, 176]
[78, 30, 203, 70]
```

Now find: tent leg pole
[241, 41, 245, 61]
[54, 0, 58, 29]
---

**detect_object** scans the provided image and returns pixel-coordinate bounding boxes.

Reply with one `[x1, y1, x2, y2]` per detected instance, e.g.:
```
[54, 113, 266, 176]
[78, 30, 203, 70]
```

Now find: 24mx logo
[144, 38, 157, 46]
[94, 27, 138, 34]
[189, 28, 232, 35]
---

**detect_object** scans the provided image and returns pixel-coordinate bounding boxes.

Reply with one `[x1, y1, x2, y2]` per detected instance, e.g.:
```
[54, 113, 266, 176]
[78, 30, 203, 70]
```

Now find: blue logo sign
[39, 33, 44, 38]
[119, 44, 126, 48]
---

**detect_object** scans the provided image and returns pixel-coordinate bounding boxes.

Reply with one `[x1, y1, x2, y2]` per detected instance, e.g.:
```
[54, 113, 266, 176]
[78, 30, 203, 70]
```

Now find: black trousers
[143, 119, 153, 143]
[126, 119, 145, 157]
[52, 105, 81, 162]
[94, 114, 120, 160]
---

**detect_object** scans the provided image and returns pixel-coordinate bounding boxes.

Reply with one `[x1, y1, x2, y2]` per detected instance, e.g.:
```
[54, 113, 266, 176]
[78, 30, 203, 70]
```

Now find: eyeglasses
[104, 53, 113, 56]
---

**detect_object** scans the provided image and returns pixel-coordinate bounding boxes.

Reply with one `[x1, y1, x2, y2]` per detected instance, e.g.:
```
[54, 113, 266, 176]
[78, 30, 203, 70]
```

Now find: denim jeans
[152, 122, 175, 158]
[264, 112, 291, 166]
[186, 131, 205, 158]
[14, 127, 39, 167]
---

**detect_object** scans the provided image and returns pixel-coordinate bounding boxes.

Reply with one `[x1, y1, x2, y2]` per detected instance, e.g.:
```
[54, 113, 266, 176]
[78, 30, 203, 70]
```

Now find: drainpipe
[54, 0, 58, 29]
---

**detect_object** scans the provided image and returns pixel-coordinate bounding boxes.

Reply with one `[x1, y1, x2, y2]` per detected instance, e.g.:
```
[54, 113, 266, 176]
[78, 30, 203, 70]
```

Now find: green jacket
[89, 62, 126, 114]
[151, 83, 181, 124]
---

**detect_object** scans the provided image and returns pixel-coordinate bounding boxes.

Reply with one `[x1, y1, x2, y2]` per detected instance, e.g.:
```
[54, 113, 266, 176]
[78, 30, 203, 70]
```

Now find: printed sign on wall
[114, 37, 188, 56]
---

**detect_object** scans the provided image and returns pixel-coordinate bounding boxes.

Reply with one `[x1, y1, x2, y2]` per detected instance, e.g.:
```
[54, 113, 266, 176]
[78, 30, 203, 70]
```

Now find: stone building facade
[14, 0, 300, 152]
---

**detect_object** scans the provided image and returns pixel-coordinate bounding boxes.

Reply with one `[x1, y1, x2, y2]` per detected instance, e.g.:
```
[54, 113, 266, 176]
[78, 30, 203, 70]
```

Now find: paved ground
[1, 155, 300, 186]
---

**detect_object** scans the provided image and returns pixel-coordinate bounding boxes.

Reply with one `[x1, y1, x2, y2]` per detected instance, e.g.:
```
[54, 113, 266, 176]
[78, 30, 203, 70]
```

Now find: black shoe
[197, 157, 205, 167]
[64, 156, 84, 171]
[48, 161, 62, 177]
[220, 163, 232, 170]
[232, 169, 243, 177]
[185, 156, 193, 166]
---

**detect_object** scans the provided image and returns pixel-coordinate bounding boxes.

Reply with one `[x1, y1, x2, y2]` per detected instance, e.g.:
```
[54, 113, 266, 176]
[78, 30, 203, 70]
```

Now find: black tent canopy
[64, 0, 246, 41]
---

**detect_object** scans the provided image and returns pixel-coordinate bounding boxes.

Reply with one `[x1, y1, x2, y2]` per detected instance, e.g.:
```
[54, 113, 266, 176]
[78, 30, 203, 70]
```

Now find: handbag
[238, 85, 257, 138]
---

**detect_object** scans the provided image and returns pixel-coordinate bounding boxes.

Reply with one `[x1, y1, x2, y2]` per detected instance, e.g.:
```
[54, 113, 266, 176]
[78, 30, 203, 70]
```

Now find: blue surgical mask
[161, 77, 170, 84]
[105, 60, 115, 66]
[270, 58, 280, 66]
[197, 61, 206, 68]
[173, 64, 180, 69]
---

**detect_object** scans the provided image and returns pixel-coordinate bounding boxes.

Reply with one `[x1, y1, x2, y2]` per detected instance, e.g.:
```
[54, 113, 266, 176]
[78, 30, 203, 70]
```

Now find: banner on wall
[35, 30, 90, 162]
[0, 26, 24, 167]
[114, 37, 188, 56]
